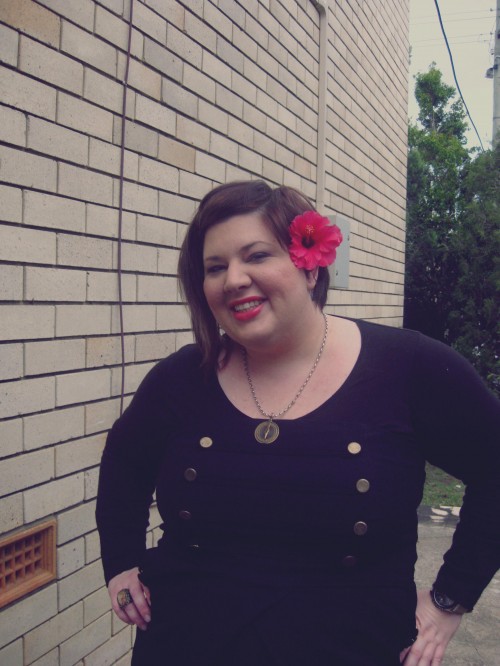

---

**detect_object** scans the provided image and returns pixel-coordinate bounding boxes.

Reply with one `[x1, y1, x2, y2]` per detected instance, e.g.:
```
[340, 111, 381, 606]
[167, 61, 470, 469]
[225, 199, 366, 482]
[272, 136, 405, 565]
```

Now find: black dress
[96, 319, 500, 665]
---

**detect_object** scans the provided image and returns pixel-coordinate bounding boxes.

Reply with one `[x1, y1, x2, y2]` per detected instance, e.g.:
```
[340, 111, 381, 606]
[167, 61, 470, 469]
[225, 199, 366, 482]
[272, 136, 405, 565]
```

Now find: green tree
[447, 143, 500, 394]
[405, 65, 499, 395]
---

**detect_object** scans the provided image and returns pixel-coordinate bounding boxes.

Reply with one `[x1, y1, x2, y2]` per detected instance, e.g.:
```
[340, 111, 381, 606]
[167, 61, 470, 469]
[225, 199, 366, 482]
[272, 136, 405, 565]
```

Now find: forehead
[203, 212, 278, 255]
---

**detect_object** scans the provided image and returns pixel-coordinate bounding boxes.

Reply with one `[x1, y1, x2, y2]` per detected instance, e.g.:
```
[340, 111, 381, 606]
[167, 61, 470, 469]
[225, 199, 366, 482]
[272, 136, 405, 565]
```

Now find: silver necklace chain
[242, 314, 329, 420]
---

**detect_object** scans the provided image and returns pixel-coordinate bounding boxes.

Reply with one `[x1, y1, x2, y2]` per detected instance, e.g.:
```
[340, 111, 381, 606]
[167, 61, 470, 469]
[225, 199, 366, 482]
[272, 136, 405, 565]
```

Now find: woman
[96, 180, 500, 665]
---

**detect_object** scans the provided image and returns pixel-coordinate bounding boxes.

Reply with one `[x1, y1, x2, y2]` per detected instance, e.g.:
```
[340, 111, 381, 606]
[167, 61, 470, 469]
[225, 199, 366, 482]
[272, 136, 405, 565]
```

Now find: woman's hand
[108, 567, 151, 631]
[399, 589, 462, 664]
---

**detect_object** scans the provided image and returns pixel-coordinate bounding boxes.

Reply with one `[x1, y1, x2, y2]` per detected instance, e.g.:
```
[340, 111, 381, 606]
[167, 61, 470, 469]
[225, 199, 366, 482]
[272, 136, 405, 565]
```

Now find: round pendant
[254, 420, 279, 444]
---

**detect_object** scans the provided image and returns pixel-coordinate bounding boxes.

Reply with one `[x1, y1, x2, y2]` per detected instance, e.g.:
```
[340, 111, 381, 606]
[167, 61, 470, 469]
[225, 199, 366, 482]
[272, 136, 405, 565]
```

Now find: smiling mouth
[232, 300, 263, 313]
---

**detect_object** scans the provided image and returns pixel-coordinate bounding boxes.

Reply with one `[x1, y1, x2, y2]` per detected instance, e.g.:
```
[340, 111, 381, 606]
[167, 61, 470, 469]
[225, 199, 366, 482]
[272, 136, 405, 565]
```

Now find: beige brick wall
[0, 0, 409, 663]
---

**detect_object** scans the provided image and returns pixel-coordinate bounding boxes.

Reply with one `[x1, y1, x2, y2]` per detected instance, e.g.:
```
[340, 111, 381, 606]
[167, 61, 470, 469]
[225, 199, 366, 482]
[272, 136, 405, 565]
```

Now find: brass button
[356, 478, 370, 493]
[184, 468, 197, 481]
[353, 521, 368, 536]
[200, 436, 213, 448]
[179, 510, 192, 520]
[347, 442, 361, 455]
[342, 555, 357, 567]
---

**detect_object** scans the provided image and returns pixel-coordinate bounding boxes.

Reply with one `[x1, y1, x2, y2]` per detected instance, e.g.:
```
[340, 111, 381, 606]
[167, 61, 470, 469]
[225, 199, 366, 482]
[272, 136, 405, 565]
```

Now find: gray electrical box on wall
[328, 214, 350, 289]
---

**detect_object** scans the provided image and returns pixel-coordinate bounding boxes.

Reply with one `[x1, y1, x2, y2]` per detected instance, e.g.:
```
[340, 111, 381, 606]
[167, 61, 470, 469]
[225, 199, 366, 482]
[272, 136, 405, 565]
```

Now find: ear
[305, 267, 319, 291]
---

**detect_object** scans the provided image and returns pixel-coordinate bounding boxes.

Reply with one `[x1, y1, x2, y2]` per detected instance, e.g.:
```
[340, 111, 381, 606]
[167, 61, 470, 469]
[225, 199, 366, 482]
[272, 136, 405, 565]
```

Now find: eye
[204, 264, 225, 275]
[248, 252, 269, 263]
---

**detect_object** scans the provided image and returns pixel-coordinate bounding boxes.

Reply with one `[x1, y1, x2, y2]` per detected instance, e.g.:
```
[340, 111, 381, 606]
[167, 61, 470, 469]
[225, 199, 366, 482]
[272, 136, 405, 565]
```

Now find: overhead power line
[433, 0, 485, 150]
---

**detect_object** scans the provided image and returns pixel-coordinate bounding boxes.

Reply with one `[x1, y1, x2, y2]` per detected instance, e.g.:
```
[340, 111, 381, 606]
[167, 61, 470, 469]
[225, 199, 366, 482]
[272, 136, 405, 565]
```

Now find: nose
[223, 260, 251, 293]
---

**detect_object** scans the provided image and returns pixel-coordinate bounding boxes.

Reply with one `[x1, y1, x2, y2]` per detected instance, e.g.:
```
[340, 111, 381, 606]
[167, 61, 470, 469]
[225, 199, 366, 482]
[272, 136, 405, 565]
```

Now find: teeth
[234, 300, 261, 312]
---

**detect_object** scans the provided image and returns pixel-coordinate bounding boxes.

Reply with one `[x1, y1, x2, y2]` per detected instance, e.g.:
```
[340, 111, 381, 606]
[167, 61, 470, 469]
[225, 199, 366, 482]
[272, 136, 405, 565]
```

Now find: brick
[94, 4, 129, 47]
[55, 433, 106, 476]
[158, 192, 196, 223]
[0, 106, 26, 147]
[0, 493, 23, 533]
[233, 23, 258, 61]
[84, 467, 100, 501]
[20, 35, 83, 94]
[24, 191, 85, 233]
[135, 332, 176, 362]
[157, 247, 179, 274]
[0, 418, 22, 457]
[137, 214, 177, 246]
[0, 343, 22, 382]
[217, 36, 244, 72]
[88, 137, 120, 176]
[0, 0, 60, 46]
[0, 67, 56, 119]
[121, 181, 158, 216]
[86, 271, 136, 302]
[57, 233, 113, 269]
[85, 397, 121, 435]
[202, 51, 232, 88]
[24, 473, 85, 522]
[0, 585, 57, 647]
[58, 92, 114, 142]
[24, 267, 86, 302]
[0, 639, 22, 666]
[110, 304, 157, 333]
[161, 78, 198, 117]
[84, 68, 123, 114]
[61, 21, 116, 76]
[179, 170, 212, 200]
[85, 529, 101, 563]
[135, 94, 176, 135]
[218, 0, 245, 26]
[0, 376, 55, 419]
[0, 448, 53, 494]
[183, 63, 216, 102]
[167, 25, 202, 68]
[57, 500, 97, 545]
[0, 305, 54, 343]
[24, 405, 85, 451]
[114, 647, 133, 665]
[0, 185, 22, 223]
[118, 120, 158, 157]
[56, 368, 111, 407]
[176, 117, 210, 151]
[0, 23, 19, 66]
[215, 84, 243, 117]
[210, 132, 238, 164]
[134, 0, 167, 43]
[56, 304, 111, 337]
[203, 1, 233, 38]
[138, 155, 178, 192]
[58, 561, 105, 613]
[25, 339, 85, 377]
[238, 146, 263, 174]
[184, 11, 216, 52]
[126, 58, 162, 99]
[137, 274, 177, 302]
[0, 225, 56, 265]
[111, 361, 154, 395]
[83, 586, 110, 625]
[84, 626, 132, 666]
[36, 0, 95, 30]
[156, 303, 191, 330]
[0, 265, 22, 301]
[0, 144, 57, 191]
[262, 157, 283, 184]
[198, 100, 229, 134]
[86, 205, 136, 241]
[24, 603, 83, 664]
[26, 116, 87, 164]
[143, 36, 183, 81]
[28, 649, 59, 666]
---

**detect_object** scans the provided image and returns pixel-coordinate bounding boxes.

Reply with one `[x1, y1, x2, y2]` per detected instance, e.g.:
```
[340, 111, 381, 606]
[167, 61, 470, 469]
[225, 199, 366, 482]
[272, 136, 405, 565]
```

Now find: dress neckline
[212, 317, 366, 423]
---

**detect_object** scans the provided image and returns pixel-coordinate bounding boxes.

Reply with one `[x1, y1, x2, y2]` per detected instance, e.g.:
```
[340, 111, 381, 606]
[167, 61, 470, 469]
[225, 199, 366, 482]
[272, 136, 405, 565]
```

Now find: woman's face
[202, 212, 317, 353]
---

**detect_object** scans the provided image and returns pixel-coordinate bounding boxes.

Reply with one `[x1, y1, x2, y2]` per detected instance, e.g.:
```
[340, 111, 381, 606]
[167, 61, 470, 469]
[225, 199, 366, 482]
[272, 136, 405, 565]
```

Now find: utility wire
[434, 0, 485, 151]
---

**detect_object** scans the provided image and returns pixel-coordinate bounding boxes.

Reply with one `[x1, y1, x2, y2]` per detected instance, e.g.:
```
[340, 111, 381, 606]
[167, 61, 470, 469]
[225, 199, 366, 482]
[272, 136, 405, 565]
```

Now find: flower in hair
[289, 211, 343, 270]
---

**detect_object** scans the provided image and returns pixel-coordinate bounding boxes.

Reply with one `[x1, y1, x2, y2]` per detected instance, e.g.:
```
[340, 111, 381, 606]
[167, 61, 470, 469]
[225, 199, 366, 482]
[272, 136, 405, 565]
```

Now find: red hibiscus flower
[289, 211, 343, 270]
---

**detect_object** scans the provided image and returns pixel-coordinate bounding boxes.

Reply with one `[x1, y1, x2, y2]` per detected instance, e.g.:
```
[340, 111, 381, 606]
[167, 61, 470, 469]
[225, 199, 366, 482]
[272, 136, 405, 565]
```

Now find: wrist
[430, 587, 470, 615]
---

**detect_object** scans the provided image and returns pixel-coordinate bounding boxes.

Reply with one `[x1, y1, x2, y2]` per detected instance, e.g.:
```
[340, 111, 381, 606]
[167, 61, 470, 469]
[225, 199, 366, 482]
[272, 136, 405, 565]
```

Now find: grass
[421, 463, 464, 507]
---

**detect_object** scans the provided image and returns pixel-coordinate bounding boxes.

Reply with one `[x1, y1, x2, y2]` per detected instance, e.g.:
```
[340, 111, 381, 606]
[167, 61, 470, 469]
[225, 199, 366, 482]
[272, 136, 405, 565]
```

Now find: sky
[409, 0, 497, 149]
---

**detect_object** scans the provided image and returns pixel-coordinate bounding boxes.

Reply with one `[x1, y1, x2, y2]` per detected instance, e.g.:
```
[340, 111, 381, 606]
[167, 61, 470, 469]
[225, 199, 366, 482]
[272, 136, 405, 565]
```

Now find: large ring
[117, 588, 133, 609]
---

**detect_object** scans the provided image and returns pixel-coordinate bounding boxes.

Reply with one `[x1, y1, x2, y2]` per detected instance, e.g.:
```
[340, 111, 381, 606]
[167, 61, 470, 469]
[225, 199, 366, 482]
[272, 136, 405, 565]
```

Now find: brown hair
[178, 180, 330, 370]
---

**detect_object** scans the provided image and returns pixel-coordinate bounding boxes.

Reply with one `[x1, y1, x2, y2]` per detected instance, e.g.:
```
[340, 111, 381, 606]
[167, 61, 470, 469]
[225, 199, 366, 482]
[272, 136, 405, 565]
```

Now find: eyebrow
[203, 240, 273, 263]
